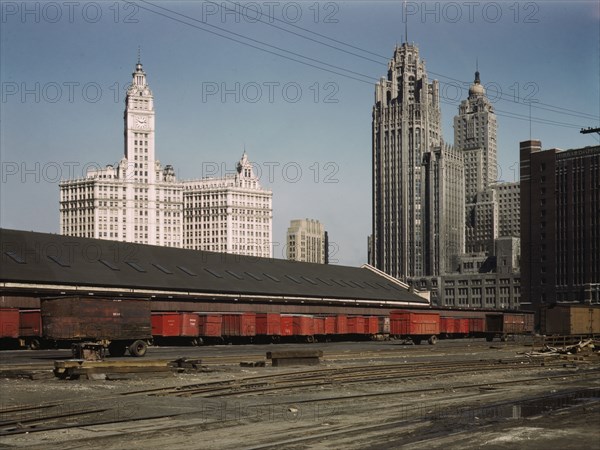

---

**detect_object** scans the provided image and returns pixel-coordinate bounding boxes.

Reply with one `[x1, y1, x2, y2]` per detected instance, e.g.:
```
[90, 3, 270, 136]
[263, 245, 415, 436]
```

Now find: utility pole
[580, 126, 600, 135]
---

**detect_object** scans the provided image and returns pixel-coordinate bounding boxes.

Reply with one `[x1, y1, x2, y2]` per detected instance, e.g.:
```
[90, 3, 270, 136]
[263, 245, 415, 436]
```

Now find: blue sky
[1, 0, 599, 266]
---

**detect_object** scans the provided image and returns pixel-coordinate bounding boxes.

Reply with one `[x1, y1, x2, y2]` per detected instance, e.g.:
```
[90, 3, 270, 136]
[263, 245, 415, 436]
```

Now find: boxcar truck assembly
[41, 297, 152, 357]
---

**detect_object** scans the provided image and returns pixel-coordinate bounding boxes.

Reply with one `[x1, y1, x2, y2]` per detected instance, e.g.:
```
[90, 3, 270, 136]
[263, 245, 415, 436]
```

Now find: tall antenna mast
[404, 0, 408, 43]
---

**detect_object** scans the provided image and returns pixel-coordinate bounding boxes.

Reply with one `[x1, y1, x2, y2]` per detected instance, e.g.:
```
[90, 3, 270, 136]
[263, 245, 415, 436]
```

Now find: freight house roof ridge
[0, 229, 429, 305]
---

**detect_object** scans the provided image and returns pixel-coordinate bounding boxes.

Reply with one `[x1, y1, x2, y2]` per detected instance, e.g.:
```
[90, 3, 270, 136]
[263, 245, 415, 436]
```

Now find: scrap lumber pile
[526, 339, 599, 359]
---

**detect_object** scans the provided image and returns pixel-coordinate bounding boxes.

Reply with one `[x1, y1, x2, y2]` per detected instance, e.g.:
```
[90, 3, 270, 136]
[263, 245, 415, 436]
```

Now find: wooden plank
[271, 357, 320, 367]
[54, 359, 171, 369]
[266, 350, 323, 359]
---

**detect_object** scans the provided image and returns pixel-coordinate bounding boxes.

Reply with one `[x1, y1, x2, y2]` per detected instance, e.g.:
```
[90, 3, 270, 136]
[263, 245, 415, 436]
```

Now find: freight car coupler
[71, 342, 106, 361]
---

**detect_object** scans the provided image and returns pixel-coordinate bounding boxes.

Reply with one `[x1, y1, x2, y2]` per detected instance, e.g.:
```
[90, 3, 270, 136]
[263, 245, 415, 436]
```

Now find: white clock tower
[60, 56, 270, 255]
[124, 59, 156, 184]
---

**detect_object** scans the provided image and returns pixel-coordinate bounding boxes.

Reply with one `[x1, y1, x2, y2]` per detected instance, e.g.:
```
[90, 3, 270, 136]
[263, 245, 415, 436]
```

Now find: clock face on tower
[134, 115, 149, 130]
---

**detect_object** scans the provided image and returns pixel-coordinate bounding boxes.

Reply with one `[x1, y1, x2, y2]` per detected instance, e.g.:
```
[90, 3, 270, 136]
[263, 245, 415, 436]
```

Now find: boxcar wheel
[28, 338, 41, 350]
[485, 335, 494, 342]
[412, 337, 422, 345]
[428, 335, 438, 345]
[128, 340, 148, 357]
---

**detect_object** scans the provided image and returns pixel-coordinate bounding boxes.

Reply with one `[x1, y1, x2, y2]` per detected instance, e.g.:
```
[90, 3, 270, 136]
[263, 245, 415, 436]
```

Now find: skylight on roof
[316, 277, 333, 286]
[48, 255, 71, 268]
[4, 251, 25, 264]
[244, 272, 263, 281]
[263, 273, 280, 282]
[204, 268, 223, 278]
[285, 275, 302, 284]
[301, 276, 318, 285]
[226, 270, 244, 280]
[152, 263, 172, 274]
[99, 259, 119, 271]
[362, 281, 380, 289]
[126, 261, 146, 273]
[178, 266, 197, 276]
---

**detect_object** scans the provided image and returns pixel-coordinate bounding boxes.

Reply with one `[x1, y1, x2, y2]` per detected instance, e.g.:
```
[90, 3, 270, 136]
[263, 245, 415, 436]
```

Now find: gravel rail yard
[1, 338, 599, 449]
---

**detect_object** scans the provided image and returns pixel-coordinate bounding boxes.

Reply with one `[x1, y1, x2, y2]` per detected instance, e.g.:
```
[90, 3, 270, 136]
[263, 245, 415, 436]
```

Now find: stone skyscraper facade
[60, 60, 183, 247]
[60, 59, 272, 257]
[371, 43, 463, 279]
[286, 219, 326, 264]
[454, 70, 498, 254]
[183, 152, 272, 258]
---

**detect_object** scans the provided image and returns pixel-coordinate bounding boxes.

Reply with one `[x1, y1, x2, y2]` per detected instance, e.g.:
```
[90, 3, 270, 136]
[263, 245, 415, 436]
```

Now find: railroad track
[2, 368, 598, 439]
[1, 355, 594, 438]
[122, 358, 572, 398]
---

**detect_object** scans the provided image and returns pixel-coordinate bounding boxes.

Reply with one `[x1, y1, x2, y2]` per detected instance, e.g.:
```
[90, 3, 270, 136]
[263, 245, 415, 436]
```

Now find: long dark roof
[0, 229, 428, 304]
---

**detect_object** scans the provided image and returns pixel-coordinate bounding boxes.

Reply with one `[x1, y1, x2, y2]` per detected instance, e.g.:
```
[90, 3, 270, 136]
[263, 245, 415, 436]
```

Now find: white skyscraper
[60, 59, 183, 246]
[286, 219, 326, 264]
[60, 59, 272, 258]
[183, 153, 272, 258]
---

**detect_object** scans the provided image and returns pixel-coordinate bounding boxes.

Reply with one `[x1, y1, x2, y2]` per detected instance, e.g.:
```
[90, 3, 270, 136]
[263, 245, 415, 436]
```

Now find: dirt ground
[1, 339, 599, 449]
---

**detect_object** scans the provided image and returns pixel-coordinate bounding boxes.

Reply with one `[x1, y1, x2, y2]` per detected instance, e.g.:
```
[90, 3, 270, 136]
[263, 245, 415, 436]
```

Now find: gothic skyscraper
[454, 69, 498, 253]
[371, 43, 463, 279]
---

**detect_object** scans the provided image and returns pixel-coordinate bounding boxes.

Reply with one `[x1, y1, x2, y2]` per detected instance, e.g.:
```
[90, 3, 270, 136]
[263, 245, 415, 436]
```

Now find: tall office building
[454, 70, 498, 254]
[286, 219, 326, 264]
[372, 43, 462, 280]
[520, 140, 600, 306]
[60, 60, 183, 246]
[60, 59, 272, 258]
[183, 153, 272, 258]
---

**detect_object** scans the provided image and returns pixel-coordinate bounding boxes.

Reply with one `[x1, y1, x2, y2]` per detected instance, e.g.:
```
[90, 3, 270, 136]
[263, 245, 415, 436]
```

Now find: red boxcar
[314, 317, 325, 335]
[280, 316, 294, 336]
[335, 314, 348, 334]
[366, 316, 379, 334]
[222, 313, 256, 337]
[180, 313, 200, 337]
[324, 316, 336, 335]
[456, 318, 469, 334]
[256, 313, 281, 336]
[468, 317, 485, 334]
[197, 314, 223, 337]
[440, 317, 457, 334]
[348, 316, 366, 334]
[19, 310, 42, 337]
[390, 311, 440, 337]
[292, 315, 314, 336]
[152, 313, 181, 337]
[0, 308, 22, 338]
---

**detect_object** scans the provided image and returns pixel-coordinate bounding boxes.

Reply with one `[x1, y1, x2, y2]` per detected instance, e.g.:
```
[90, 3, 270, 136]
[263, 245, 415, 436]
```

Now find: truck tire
[129, 340, 148, 357]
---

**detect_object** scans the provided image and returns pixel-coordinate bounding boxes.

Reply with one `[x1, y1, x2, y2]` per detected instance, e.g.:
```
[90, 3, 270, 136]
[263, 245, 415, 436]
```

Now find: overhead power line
[137, 0, 597, 129]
